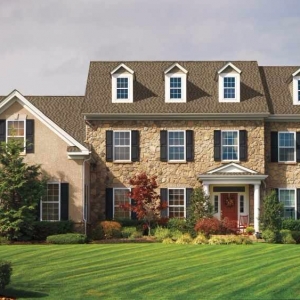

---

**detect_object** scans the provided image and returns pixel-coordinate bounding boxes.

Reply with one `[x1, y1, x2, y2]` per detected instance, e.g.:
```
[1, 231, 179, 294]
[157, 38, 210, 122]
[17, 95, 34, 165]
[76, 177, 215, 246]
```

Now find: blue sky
[0, 0, 299, 95]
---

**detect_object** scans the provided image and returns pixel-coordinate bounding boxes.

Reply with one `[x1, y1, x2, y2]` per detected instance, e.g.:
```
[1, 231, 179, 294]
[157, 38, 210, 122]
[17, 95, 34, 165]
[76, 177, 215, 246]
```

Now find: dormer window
[111, 64, 134, 103]
[292, 68, 300, 105]
[218, 62, 241, 102]
[164, 63, 188, 103]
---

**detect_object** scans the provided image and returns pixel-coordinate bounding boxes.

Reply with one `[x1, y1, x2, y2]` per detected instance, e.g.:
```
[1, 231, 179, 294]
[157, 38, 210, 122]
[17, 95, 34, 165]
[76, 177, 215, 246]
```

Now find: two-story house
[2, 60, 299, 234]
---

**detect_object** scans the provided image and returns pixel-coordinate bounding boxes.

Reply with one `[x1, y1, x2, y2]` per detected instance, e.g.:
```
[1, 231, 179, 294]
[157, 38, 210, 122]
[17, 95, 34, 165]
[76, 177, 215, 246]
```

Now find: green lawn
[0, 243, 300, 299]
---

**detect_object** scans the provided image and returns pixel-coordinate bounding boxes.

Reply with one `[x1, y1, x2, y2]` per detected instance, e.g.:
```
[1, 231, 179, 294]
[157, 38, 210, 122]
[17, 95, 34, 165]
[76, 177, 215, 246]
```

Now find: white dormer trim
[0, 90, 89, 156]
[164, 63, 188, 75]
[217, 62, 241, 75]
[292, 68, 300, 105]
[218, 62, 241, 103]
[111, 64, 134, 103]
[164, 63, 187, 103]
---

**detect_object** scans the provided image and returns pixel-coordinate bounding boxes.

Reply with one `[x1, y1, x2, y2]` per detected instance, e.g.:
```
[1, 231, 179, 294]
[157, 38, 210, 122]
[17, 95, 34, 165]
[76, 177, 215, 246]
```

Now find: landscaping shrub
[0, 236, 10, 245]
[100, 221, 122, 239]
[117, 219, 141, 227]
[175, 233, 193, 244]
[291, 231, 300, 244]
[167, 218, 188, 233]
[194, 218, 220, 236]
[46, 233, 87, 244]
[208, 235, 252, 245]
[245, 226, 255, 235]
[261, 229, 279, 243]
[129, 230, 143, 239]
[280, 229, 296, 244]
[0, 261, 12, 290]
[162, 237, 175, 244]
[193, 233, 208, 244]
[32, 220, 74, 240]
[154, 227, 172, 241]
[170, 229, 184, 241]
[90, 224, 104, 240]
[121, 227, 137, 238]
[220, 217, 237, 234]
[208, 236, 225, 245]
[282, 219, 300, 231]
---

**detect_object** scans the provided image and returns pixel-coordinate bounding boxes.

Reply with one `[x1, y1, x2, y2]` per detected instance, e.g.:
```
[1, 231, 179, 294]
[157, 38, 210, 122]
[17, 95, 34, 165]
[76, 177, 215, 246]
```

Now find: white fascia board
[199, 174, 268, 184]
[292, 68, 300, 77]
[0, 90, 89, 153]
[218, 62, 241, 74]
[164, 63, 188, 74]
[207, 163, 257, 174]
[111, 63, 134, 75]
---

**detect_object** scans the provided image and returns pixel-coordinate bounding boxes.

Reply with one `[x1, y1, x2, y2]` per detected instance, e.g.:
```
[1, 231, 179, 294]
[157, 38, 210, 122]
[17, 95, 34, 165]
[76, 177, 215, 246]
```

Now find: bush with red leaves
[195, 217, 237, 236]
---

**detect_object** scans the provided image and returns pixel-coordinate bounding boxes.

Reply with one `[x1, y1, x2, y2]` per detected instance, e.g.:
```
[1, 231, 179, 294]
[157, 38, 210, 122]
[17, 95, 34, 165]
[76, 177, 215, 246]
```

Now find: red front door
[221, 193, 238, 222]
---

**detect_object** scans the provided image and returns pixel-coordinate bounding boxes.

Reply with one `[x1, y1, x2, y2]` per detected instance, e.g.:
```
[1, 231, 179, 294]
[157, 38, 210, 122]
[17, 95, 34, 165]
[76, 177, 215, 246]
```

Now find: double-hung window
[168, 188, 185, 218]
[279, 189, 296, 219]
[113, 131, 131, 161]
[170, 77, 182, 99]
[41, 183, 60, 221]
[113, 188, 130, 219]
[223, 77, 236, 99]
[168, 130, 185, 161]
[278, 132, 295, 162]
[117, 78, 129, 99]
[7, 120, 25, 148]
[222, 131, 239, 161]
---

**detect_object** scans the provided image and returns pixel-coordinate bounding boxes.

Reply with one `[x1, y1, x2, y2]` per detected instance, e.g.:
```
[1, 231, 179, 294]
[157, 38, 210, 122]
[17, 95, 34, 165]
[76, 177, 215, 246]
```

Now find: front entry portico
[198, 163, 268, 233]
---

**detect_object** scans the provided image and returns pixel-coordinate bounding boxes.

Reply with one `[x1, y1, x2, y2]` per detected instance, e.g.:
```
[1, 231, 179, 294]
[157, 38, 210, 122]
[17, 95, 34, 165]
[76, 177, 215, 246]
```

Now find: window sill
[221, 160, 240, 163]
[113, 161, 133, 164]
[167, 161, 187, 164]
[278, 162, 297, 165]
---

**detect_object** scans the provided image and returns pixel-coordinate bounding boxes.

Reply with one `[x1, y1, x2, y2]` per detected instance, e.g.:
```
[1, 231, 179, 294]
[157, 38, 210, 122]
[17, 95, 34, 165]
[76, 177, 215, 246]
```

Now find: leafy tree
[186, 187, 214, 231]
[260, 190, 284, 232]
[122, 172, 167, 235]
[0, 140, 47, 240]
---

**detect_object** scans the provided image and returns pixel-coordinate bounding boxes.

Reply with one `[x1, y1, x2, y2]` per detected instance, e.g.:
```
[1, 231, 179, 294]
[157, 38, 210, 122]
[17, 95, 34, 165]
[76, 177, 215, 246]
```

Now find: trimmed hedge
[282, 219, 300, 231]
[32, 221, 74, 241]
[0, 261, 12, 290]
[46, 233, 87, 244]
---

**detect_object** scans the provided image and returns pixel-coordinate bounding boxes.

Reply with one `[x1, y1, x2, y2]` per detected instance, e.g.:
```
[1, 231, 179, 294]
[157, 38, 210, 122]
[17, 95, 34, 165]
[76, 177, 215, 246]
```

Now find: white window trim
[278, 131, 296, 163]
[218, 73, 240, 102]
[112, 73, 133, 103]
[113, 187, 131, 219]
[278, 188, 297, 220]
[40, 182, 61, 222]
[167, 130, 186, 162]
[221, 130, 239, 162]
[113, 130, 131, 162]
[6, 119, 26, 153]
[293, 76, 300, 105]
[165, 73, 187, 103]
[168, 188, 186, 218]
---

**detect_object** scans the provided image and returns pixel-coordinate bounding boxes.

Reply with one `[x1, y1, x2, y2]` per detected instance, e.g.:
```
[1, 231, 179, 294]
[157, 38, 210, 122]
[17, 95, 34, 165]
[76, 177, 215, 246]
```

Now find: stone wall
[86, 120, 265, 222]
[265, 122, 300, 189]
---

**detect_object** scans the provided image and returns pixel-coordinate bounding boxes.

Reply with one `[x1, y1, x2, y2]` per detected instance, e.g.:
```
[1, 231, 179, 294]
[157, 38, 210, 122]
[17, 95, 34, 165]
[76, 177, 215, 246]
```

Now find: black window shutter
[26, 119, 34, 153]
[296, 133, 300, 163]
[106, 188, 113, 220]
[131, 130, 139, 162]
[37, 199, 41, 221]
[131, 194, 137, 220]
[239, 130, 247, 161]
[160, 130, 168, 162]
[271, 132, 278, 162]
[186, 188, 193, 219]
[0, 120, 6, 142]
[186, 130, 194, 162]
[214, 130, 221, 161]
[160, 188, 168, 218]
[297, 189, 300, 219]
[60, 183, 69, 221]
[274, 188, 279, 201]
[106, 131, 113, 162]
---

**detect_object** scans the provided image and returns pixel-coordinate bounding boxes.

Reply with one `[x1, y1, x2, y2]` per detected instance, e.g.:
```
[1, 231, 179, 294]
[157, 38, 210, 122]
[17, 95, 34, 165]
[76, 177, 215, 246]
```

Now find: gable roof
[217, 62, 241, 74]
[82, 61, 269, 117]
[259, 66, 300, 115]
[0, 90, 88, 151]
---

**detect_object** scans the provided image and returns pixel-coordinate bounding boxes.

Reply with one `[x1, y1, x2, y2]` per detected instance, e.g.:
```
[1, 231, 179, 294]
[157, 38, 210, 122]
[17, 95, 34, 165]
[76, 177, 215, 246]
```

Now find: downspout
[82, 154, 92, 236]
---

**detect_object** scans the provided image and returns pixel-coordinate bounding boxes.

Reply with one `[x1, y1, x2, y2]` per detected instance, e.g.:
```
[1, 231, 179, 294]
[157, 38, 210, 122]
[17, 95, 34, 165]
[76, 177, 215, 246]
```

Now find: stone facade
[87, 119, 265, 222]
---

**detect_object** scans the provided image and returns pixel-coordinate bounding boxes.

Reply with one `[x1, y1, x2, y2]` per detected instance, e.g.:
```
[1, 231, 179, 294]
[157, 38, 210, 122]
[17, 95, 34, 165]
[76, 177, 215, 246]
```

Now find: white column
[203, 184, 210, 196]
[254, 184, 260, 233]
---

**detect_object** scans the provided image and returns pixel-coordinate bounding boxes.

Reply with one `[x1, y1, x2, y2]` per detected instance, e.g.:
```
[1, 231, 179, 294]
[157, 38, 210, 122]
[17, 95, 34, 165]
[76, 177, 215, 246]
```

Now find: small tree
[186, 187, 214, 230]
[122, 172, 167, 235]
[0, 140, 47, 240]
[260, 190, 284, 232]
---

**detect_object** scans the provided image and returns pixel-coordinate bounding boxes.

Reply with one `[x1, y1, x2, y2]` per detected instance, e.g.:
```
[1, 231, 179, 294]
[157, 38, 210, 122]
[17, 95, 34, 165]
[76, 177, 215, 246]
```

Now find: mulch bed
[0, 296, 16, 300]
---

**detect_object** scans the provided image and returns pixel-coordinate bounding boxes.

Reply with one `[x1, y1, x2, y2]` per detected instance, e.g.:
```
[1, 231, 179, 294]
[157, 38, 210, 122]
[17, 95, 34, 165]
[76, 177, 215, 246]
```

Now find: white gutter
[82, 154, 92, 236]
